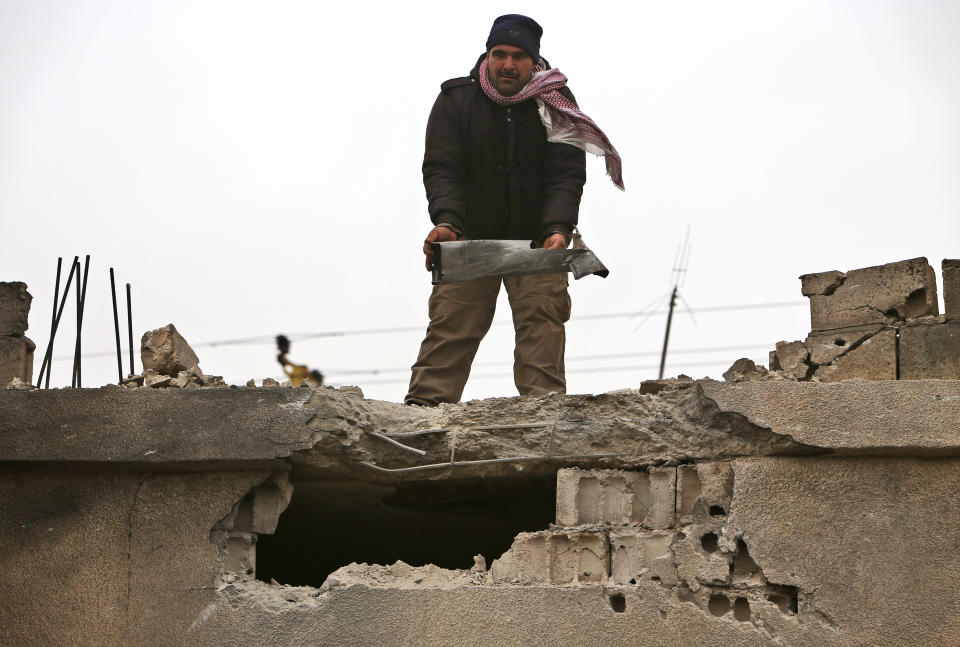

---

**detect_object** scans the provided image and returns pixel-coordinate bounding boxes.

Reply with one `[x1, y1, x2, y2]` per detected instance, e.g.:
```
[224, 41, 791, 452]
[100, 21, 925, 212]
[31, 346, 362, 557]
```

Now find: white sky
[2, 0, 958, 402]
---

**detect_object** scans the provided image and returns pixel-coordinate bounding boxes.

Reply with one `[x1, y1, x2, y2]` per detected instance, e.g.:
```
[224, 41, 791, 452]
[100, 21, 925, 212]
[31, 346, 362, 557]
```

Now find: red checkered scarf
[479, 58, 624, 190]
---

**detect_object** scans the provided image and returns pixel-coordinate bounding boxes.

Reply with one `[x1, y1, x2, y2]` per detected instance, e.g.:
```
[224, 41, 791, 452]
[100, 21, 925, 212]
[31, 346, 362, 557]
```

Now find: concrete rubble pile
[724, 257, 960, 383]
[121, 323, 228, 389]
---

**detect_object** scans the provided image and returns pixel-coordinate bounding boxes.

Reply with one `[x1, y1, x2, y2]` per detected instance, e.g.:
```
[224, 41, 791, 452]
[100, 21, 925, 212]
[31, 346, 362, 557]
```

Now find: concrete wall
[2, 383, 959, 646]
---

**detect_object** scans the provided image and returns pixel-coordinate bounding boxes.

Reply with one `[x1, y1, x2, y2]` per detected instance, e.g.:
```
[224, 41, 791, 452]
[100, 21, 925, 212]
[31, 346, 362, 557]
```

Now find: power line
[53, 301, 804, 361]
[320, 343, 772, 376]
[328, 357, 767, 387]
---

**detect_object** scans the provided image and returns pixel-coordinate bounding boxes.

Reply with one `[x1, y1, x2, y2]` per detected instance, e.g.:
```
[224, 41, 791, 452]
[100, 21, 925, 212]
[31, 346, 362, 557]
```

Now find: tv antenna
[658, 226, 694, 379]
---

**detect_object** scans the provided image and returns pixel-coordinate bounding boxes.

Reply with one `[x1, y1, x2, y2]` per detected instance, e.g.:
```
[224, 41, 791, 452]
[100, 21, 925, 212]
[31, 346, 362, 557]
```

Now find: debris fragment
[141, 323, 201, 377]
[722, 359, 767, 383]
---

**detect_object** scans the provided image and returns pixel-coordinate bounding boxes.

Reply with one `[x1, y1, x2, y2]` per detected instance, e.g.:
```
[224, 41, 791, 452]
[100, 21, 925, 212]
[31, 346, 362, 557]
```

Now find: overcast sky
[2, 0, 958, 402]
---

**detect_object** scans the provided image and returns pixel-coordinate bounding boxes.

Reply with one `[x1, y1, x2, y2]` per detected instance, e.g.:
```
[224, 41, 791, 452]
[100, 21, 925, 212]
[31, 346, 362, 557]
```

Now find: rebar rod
[110, 268, 123, 384]
[73, 255, 90, 387]
[39, 258, 62, 387]
[126, 283, 134, 377]
[72, 259, 81, 387]
[367, 432, 427, 456]
[358, 453, 628, 474]
[380, 429, 450, 438]
[37, 257, 78, 388]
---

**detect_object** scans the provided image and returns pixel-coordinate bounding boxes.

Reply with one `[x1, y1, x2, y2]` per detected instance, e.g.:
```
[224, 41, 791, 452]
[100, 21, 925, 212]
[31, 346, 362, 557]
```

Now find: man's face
[486, 44, 534, 96]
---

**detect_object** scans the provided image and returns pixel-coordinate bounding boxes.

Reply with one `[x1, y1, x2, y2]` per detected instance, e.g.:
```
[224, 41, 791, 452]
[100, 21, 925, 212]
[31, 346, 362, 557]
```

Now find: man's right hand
[423, 225, 459, 270]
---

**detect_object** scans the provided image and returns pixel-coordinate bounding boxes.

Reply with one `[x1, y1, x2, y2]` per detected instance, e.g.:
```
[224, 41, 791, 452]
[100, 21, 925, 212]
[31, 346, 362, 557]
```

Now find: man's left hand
[543, 233, 567, 250]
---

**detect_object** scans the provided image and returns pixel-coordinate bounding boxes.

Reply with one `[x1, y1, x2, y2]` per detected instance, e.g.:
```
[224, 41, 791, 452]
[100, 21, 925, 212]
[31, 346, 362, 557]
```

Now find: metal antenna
[658, 227, 693, 379]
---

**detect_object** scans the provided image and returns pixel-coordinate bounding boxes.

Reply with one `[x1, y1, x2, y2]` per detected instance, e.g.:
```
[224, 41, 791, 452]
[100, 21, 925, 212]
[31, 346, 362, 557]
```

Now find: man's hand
[423, 226, 459, 270]
[542, 233, 568, 250]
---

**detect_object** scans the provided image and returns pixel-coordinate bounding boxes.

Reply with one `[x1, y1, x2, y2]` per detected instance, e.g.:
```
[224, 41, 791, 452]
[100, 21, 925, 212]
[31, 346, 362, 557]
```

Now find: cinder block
[815, 329, 897, 382]
[609, 529, 674, 584]
[0, 282, 32, 335]
[490, 530, 608, 584]
[799, 270, 845, 297]
[645, 467, 677, 529]
[555, 468, 648, 527]
[944, 260, 960, 320]
[805, 258, 938, 331]
[804, 324, 886, 366]
[900, 320, 960, 380]
[0, 335, 35, 384]
[678, 462, 734, 523]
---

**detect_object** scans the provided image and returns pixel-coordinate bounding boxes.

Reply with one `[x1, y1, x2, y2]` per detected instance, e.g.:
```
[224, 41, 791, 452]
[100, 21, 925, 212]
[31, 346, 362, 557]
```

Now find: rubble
[943, 259, 960, 319]
[743, 258, 958, 383]
[141, 323, 201, 377]
[802, 257, 938, 331]
[0, 282, 32, 336]
[0, 282, 35, 385]
[721, 358, 767, 382]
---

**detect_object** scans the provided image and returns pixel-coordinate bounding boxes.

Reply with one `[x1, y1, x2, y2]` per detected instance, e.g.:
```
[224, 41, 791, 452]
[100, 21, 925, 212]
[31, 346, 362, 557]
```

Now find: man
[405, 14, 622, 407]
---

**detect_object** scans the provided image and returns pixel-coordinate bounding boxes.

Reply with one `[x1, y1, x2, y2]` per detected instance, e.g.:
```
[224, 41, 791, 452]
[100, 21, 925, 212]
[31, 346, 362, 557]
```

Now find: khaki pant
[405, 273, 571, 406]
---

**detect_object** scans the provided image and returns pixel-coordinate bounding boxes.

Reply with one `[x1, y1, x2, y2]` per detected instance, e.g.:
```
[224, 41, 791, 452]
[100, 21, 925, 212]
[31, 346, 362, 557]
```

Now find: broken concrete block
[944, 259, 960, 320]
[644, 466, 676, 529]
[815, 329, 897, 382]
[0, 282, 32, 335]
[806, 258, 939, 331]
[678, 462, 734, 523]
[722, 358, 767, 383]
[555, 468, 647, 526]
[804, 324, 886, 366]
[0, 335, 35, 385]
[140, 324, 200, 377]
[490, 530, 608, 584]
[799, 270, 845, 297]
[673, 525, 733, 591]
[609, 529, 674, 584]
[250, 474, 293, 535]
[143, 368, 172, 388]
[900, 319, 960, 380]
[773, 341, 811, 380]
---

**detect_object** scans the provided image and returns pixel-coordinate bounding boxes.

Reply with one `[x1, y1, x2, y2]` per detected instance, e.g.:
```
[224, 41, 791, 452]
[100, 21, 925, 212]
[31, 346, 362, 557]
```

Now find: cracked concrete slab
[699, 380, 960, 452]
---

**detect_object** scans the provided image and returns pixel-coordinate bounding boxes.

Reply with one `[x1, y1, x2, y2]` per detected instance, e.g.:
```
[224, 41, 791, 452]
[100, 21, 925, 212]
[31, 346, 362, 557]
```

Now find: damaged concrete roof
[2, 380, 958, 474]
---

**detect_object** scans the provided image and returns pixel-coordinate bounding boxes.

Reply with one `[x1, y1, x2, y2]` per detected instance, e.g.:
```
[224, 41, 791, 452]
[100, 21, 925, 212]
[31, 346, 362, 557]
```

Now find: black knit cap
[485, 14, 543, 61]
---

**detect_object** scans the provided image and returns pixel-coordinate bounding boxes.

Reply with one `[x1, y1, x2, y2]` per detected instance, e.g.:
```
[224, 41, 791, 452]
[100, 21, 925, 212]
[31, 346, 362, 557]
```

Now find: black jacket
[422, 55, 586, 242]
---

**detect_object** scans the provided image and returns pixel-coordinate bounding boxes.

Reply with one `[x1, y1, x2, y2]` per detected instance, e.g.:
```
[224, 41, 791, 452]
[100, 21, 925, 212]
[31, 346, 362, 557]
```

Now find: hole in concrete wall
[732, 539, 762, 582]
[904, 288, 928, 318]
[834, 338, 846, 346]
[608, 592, 626, 613]
[733, 597, 751, 621]
[708, 505, 726, 516]
[700, 532, 719, 553]
[767, 586, 799, 614]
[255, 476, 556, 587]
[650, 575, 660, 582]
[629, 577, 637, 585]
[708, 594, 730, 616]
